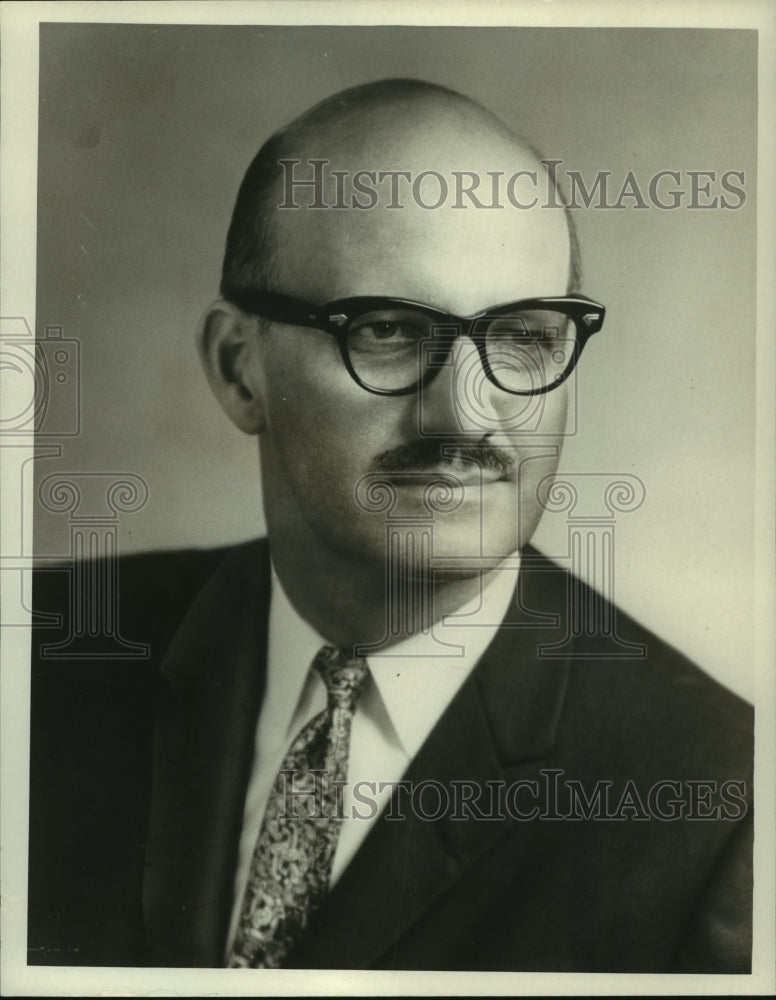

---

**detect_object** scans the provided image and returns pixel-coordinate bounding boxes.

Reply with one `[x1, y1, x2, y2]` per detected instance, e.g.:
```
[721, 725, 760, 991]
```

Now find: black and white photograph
[1, 1, 774, 995]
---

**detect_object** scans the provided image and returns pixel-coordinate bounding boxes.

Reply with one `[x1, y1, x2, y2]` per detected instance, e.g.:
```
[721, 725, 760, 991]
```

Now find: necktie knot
[313, 645, 369, 712]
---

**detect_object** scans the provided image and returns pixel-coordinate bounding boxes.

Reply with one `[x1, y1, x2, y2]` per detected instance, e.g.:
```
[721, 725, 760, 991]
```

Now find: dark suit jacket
[28, 539, 753, 972]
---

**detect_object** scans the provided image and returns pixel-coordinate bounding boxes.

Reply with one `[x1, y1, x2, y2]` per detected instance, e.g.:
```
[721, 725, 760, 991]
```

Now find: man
[28, 79, 753, 972]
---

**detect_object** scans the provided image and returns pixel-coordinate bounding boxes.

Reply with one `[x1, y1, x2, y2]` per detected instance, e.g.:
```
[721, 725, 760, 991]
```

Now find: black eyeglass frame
[223, 287, 605, 397]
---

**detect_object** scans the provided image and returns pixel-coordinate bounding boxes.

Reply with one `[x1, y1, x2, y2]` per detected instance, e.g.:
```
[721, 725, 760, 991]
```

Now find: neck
[267, 524, 509, 654]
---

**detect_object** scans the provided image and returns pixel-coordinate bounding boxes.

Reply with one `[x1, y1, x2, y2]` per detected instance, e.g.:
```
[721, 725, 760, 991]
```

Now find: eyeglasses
[223, 288, 605, 397]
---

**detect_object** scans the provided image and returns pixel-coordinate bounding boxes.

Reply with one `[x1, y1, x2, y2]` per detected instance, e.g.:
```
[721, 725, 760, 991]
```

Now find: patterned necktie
[229, 646, 369, 969]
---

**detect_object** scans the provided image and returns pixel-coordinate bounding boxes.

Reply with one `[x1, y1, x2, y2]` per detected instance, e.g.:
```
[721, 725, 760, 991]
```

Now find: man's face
[252, 129, 572, 577]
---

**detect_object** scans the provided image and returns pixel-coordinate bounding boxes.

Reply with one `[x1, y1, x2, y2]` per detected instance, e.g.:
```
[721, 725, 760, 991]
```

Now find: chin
[369, 517, 522, 582]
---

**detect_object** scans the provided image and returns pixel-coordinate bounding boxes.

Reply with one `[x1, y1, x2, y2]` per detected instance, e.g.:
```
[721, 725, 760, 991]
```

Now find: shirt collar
[366, 557, 520, 759]
[266, 554, 521, 758]
[264, 567, 328, 749]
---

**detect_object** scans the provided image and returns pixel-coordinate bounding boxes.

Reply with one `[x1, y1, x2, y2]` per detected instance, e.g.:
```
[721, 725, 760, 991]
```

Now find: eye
[347, 310, 431, 355]
[359, 320, 418, 341]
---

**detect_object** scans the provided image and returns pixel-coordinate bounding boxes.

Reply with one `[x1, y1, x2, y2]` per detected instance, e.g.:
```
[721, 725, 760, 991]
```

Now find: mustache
[370, 439, 515, 479]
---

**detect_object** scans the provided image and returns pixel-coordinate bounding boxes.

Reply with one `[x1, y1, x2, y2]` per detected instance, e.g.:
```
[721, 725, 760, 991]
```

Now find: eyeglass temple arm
[223, 288, 326, 330]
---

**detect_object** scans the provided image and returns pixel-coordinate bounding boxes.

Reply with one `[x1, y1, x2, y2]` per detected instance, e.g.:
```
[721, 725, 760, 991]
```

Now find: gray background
[34, 24, 757, 699]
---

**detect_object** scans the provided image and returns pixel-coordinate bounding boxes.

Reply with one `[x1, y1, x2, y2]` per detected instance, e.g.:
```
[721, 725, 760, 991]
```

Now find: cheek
[489, 381, 569, 483]
[542, 383, 569, 437]
[260, 339, 405, 497]
[511, 388, 569, 529]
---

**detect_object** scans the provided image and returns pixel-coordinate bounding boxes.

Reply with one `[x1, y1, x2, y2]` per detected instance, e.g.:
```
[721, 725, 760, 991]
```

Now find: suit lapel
[143, 540, 271, 967]
[289, 549, 573, 969]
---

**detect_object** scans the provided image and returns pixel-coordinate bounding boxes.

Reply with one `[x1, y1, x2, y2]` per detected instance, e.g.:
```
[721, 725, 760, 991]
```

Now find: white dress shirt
[226, 555, 520, 953]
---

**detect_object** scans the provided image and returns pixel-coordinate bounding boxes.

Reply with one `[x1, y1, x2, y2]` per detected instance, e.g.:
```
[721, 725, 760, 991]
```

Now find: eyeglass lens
[345, 307, 577, 394]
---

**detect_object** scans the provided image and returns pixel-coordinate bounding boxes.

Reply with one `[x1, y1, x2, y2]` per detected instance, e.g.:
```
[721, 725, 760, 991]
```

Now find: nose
[417, 335, 505, 437]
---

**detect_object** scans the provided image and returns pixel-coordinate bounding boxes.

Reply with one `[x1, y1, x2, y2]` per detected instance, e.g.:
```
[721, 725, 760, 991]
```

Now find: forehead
[265, 116, 571, 315]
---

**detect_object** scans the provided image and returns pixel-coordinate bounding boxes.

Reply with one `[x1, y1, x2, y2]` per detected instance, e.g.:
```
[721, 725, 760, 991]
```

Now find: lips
[380, 464, 508, 489]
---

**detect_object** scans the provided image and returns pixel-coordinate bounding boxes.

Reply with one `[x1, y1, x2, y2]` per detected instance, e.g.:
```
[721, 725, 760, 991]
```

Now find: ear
[196, 299, 266, 434]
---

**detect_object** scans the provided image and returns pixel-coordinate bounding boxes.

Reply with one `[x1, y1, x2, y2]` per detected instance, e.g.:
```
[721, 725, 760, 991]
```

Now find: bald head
[221, 79, 581, 303]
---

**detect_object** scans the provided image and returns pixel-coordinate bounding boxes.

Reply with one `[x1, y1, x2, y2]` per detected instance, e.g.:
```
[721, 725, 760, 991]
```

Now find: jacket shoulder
[27, 538, 270, 966]
[31, 537, 269, 663]
[520, 545, 753, 774]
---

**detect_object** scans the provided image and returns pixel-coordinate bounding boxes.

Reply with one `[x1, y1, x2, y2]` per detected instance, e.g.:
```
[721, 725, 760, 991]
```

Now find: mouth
[384, 464, 508, 487]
